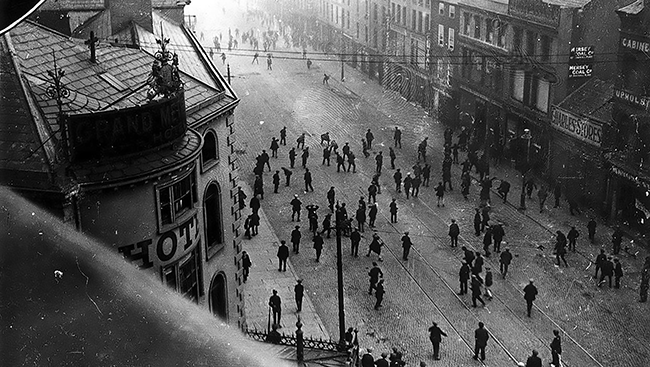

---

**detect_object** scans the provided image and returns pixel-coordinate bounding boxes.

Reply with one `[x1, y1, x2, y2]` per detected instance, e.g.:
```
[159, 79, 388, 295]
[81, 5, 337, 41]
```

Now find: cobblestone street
[190, 2, 650, 366]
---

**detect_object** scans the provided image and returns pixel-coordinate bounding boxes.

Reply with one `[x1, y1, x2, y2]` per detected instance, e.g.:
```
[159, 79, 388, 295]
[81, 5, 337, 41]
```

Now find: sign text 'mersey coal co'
[568, 46, 593, 79]
[551, 108, 602, 147]
[118, 212, 199, 268]
[66, 91, 187, 161]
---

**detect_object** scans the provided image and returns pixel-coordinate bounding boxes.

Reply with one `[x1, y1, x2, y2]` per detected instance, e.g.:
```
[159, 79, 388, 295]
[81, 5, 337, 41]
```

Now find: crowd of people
[221, 7, 648, 366]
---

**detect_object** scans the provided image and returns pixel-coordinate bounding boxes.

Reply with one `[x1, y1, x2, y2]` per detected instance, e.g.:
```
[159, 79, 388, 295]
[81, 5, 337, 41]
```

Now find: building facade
[606, 0, 650, 231]
[2, 1, 247, 328]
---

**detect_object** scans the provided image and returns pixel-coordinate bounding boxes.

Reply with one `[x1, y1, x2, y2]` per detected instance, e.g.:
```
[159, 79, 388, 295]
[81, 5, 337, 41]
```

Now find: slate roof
[556, 78, 614, 122]
[618, 0, 645, 15]
[0, 34, 56, 191]
[542, 0, 592, 7]
[2, 19, 237, 188]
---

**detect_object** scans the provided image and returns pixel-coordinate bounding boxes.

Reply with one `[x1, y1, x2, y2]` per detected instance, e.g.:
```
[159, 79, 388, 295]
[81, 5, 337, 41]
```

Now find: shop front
[608, 160, 650, 231]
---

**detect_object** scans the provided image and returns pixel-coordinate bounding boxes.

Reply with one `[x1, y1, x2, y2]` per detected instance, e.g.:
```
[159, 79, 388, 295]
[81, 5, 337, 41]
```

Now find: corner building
[2, 7, 247, 327]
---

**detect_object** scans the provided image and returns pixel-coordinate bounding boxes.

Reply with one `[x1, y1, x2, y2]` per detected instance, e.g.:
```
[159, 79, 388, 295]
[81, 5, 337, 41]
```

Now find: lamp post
[334, 203, 346, 348]
[519, 128, 532, 210]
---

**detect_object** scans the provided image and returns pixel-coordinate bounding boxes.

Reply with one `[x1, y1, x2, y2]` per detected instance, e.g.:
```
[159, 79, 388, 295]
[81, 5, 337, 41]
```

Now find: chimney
[108, 0, 154, 34]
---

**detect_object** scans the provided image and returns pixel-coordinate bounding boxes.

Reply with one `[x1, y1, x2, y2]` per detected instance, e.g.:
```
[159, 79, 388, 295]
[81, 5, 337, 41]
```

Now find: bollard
[296, 317, 304, 361]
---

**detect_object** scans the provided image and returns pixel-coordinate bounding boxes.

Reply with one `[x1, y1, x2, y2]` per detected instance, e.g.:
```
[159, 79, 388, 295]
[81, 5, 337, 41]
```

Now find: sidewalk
[239, 181, 331, 341]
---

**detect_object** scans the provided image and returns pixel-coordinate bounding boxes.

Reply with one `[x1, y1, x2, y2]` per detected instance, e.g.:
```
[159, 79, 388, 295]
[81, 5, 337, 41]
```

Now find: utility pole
[335, 202, 346, 348]
[519, 129, 533, 210]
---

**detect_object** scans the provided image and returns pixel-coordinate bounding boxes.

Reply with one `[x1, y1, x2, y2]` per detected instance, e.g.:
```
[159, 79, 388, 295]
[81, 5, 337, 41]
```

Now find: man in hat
[523, 279, 538, 317]
[401, 231, 412, 260]
[449, 219, 460, 247]
[428, 321, 447, 360]
[291, 225, 301, 254]
[291, 194, 302, 221]
[525, 350, 542, 367]
[459, 261, 471, 295]
[350, 227, 363, 257]
[500, 248, 513, 279]
[389, 199, 398, 223]
[268, 289, 282, 327]
[277, 241, 289, 271]
[294, 280, 304, 312]
[567, 226, 579, 252]
[374, 279, 385, 309]
[368, 262, 383, 294]
[375, 351, 389, 367]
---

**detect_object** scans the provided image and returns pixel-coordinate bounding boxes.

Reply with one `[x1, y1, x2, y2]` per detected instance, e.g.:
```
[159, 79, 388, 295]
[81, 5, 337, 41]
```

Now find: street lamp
[334, 203, 346, 348]
[519, 128, 532, 210]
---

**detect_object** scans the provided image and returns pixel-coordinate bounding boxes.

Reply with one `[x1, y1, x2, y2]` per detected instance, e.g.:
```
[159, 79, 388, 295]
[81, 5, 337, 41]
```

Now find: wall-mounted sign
[621, 37, 650, 52]
[551, 107, 602, 147]
[614, 88, 650, 111]
[67, 90, 187, 162]
[118, 212, 199, 268]
[568, 46, 593, 79]
[611, 166, 650, 191]
[509, 0, 560, 27]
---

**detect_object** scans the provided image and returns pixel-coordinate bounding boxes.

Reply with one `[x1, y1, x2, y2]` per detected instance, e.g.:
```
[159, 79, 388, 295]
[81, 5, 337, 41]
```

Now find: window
[204, 183, 223, 254]
[424, 14, 430, 33]
[418, 11, 423, 33]
[438, 24, 445, 46]
[448, 27, 455, 50]
[513, 26, 522, 50]
[439, 2, 445, 15]
[540, 35, 551, 61]
[449, 5, 455, 18]
[463, 12, 471, 35]
[397, 5, 401, 23]
[536, 79, 550, 112]
[201, 130, 218, 168]
[163, 247, 201, 303]
[497, 22, 507, 48]
[511, 70, 550, 112]
[526, 30, 536, 55]
[486, 19, 493, 43]
[403, 6, 407, 25]
[391, 3, 395, 19]
[356, 22, 360, 38]
[412, 10, 417, 30]
[461, 48, 470, 78]
[158, 172, 196, 226]
[473, 15, 481, 39]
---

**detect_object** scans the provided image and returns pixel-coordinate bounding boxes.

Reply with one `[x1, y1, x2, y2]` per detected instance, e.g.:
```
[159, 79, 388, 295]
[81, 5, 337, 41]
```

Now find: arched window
[210, 272, 228, 320]
[204, 183, 223, 256]
[202, 131, 218, 168]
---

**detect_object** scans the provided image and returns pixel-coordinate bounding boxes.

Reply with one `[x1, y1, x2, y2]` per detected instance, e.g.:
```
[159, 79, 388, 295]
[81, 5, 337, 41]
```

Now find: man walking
[594, 249, 607, 279]
[366, 129, 374, 149]
[280, 126, 287, 145]
[389, 148, 396, 169]
[525, 350, 542, 367]
[401, 231, 412, 260]
[277, 241, 289, 271]
[428, 322, 447, 360]
[471, 275, 486, 307]
[587, 218, 597, 242]
[350, 227, 363, 256]
[272, 170, 280, 193]
[291, 225, 301, 254]
[291, 195, 302, 221]
[394, 169, 402, 192]
[523, 279, 538, 317]
[242, 251, 251, 283]
[459, 261, 470, 295]
[374, 279, 385, 309]
[282, 167, 292, 187]
[294, 280, 304, 312]
[567, 226, 579, 252]
[394, 126, 402, 148]
[301, 147, 310, 168]
[599, 256, 614, 288]
[288, 147, 297, 168]
[614, 258, 624, 288]
[368, 202, 378, 228]
[500, 248, 513, 279]
[555, 231, 569, 267]
[389, 199, 398, 223]
[473, 322, 489, 361]
[268, 290, 282, 327]
[449, 219, 460, 247]
[435, 182, 445, 207]
[326, 186, 336, 212]
[304, 168, 313, 192]
[474, 209, 482, 236]
[492, 222, 505, 253]
[313, 232, 324, 262]
[550, 330, 562, 367]
[375, 152, 383, 174]
[368, 262, 383, 294]
[322, 146, 331, 166]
